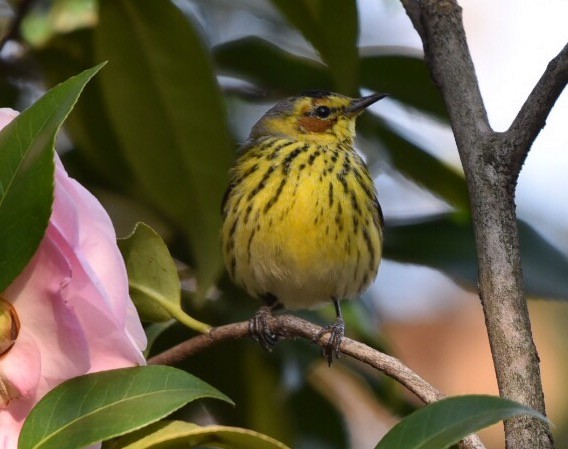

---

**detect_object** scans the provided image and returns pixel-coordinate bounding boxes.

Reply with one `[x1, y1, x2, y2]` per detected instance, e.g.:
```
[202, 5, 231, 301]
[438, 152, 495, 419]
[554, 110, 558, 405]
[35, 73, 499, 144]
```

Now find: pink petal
[3, 236, 91, 388]
[0, 108, 146, 449]
[0, 108, 18, 130]
[51, 159, 147, 367]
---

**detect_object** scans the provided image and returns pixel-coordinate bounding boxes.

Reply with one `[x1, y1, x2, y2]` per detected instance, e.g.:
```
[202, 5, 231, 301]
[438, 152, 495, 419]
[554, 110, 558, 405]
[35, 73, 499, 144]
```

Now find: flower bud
[0, 298, 20, 408]
[0, 298, 19, 357]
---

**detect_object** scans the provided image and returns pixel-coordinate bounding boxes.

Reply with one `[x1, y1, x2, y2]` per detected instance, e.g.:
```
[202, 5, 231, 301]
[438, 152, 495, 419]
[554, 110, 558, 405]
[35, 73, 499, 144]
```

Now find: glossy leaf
[118, 222, 181, 322]
[518, 219, 568, 299]
[18, 366, 232, 449]
[361, 50, 448, 120]
[35, 29, 133, 190]
[270, 0, 359, 93]
[118, 222, 211, 332]
[95, 0, 234, 298]
[359, 115, 469, 211]
[213, 37, 334, 95]
[243, 350, 294, 442]
[20, 0, 95, 45]
[375, 395, 547, 449]
[109, 420, 291, 449]
[384, 215, 568, 299]
[0, 63, 103, 292]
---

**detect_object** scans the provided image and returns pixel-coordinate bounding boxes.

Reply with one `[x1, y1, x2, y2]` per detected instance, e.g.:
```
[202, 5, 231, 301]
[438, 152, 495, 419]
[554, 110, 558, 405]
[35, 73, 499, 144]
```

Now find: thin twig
[506, 41, 568, 174]
[147, 315, 446, 402]
[148, 314, 486, 449]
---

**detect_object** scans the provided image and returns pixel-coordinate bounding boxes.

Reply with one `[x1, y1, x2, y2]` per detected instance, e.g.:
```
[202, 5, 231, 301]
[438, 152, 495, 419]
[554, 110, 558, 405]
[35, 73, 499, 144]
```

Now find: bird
[221, 90, 385, 364]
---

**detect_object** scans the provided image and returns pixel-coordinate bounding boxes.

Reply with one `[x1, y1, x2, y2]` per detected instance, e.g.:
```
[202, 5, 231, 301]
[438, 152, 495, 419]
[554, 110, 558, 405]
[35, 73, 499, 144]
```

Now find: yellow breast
[222, 137, 382, 309]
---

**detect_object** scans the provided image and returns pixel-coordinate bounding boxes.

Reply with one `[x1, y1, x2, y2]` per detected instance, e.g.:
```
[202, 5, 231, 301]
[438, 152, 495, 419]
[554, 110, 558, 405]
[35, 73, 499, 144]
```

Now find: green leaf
[0, 63, 104, 292]
[359, 115, 469, 211]
[20, 0, 96, 46]
[518, 220, 568, 299]
[118, 222, 211, 332]
[18, 366, 233, 449]
[384, 215, 568, 299]
[35, 29, 134, 190]
[213, 37, 334, 96]
[383, 215, 476, 283]
[109, 420, 291, 449]
[375, 395, 547, 449]
[270, 0, 359, 93]
[95, 0, 234, 298]
[118, 222, 181, 322]
[360, 49, 448, 120]
[243, 350, 293, 442]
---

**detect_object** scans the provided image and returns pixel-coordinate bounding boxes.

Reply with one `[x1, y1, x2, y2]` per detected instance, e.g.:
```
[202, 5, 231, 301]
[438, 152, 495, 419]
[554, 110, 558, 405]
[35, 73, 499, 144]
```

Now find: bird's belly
[225, 162, 382, 309]
[249, 222, 358, 309]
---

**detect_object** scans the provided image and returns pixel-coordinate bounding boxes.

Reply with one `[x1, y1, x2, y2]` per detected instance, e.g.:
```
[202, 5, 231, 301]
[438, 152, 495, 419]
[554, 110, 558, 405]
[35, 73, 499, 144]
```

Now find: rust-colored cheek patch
[298, 116, 335, 133]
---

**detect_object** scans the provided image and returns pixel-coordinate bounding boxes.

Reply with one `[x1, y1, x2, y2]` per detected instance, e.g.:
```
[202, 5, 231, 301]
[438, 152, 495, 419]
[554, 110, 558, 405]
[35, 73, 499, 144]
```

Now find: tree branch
[399, 0, 425, 42]
[506, 42, 568, 174]
[399, 1, 565, 448]
[148, 314, 485, 449]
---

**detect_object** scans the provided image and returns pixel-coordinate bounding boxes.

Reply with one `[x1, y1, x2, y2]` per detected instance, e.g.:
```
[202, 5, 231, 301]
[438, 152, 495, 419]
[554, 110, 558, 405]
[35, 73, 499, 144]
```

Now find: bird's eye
[314, 105, 331, 118]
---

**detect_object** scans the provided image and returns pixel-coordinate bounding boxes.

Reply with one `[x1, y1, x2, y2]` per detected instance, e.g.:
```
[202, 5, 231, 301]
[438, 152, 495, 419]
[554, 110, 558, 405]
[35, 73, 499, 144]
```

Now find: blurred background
[1, 0, 566, 447]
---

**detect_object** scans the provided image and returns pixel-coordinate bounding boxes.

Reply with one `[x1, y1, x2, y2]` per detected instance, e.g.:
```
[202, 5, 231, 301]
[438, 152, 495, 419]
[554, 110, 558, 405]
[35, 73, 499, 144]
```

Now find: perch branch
[148, 314, 485, 449]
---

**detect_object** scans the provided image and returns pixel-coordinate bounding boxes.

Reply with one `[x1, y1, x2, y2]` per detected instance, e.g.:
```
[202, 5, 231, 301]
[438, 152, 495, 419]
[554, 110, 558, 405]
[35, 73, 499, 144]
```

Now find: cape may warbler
[222, 91, 385, 363]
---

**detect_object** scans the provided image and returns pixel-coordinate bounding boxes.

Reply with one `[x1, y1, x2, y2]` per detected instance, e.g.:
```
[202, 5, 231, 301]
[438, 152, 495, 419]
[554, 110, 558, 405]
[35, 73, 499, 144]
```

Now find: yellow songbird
[222, 91, 385, 363]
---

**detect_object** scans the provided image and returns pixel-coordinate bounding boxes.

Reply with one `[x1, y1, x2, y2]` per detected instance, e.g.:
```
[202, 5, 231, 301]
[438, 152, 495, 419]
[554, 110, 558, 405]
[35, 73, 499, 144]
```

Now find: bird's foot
[314, 317, 345, 366]
[249, 305, 279, 351]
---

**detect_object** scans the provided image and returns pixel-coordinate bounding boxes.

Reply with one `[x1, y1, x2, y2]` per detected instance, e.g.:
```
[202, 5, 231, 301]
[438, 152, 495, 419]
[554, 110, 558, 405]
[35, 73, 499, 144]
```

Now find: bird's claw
[315, 317, 345, 366]
[249, 305, 279, 351]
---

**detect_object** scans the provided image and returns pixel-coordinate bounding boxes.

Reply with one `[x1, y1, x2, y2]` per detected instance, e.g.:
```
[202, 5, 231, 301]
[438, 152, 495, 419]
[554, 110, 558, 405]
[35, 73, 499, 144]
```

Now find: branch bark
[400, 1, 568, 448]
[506, 42, 568, 174]
[148, 314, 485, 449]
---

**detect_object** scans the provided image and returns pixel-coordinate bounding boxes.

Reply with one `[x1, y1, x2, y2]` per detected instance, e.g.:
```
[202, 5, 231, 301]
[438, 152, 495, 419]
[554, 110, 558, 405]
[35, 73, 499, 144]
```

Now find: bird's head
[249, 90, 387, 145]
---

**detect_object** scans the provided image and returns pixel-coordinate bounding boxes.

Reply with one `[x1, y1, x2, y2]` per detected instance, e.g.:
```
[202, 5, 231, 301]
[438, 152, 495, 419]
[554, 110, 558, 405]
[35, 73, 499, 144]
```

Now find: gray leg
[315, 297, 345, 366]
[249, 293, 282, 351]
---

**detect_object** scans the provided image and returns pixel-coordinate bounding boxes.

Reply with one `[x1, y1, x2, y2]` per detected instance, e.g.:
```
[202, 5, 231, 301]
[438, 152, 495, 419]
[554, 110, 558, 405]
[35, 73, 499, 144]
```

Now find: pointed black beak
[346, 92, 388, 116]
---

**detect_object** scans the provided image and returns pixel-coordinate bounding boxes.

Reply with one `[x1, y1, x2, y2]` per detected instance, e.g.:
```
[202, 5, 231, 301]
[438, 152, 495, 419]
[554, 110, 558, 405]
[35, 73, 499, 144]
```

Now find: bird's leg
[249, 293, 283, 351]
[315, 298, 345, 366]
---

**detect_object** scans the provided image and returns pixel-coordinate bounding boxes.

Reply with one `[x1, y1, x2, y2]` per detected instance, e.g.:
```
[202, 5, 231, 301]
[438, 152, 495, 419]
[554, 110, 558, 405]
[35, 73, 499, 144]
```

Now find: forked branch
[399, 1, 567, 448]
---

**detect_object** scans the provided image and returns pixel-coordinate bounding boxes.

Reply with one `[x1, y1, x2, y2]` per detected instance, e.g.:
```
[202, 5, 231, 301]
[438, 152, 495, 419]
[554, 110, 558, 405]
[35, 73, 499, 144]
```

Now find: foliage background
[1, 0, 567, 448]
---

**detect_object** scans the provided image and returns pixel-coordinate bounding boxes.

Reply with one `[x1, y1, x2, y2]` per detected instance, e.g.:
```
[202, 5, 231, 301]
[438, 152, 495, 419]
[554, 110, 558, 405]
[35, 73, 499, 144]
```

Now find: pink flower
[0, 108, 147, 448]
